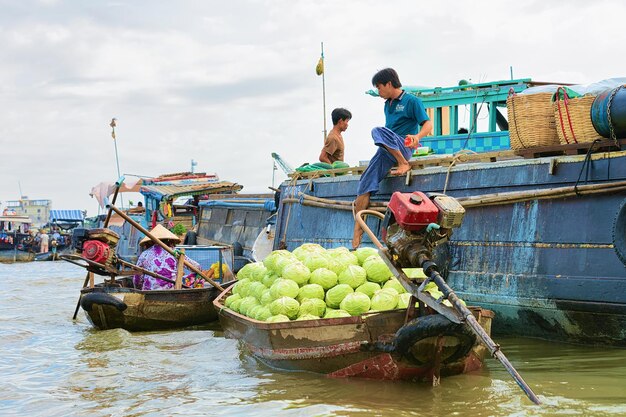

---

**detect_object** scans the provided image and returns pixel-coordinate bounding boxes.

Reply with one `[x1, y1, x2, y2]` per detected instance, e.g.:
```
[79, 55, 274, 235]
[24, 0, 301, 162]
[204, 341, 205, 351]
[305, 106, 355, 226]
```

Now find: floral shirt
[132, 245, 203, 290]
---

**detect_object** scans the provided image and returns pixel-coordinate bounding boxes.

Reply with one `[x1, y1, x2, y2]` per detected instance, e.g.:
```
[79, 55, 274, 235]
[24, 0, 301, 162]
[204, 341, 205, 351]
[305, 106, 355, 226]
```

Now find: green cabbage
[370, 289, 399, 311]
[383, 278, 406, 294]
[266, 314, 290, 323]
[238, 296, 260, 316]
[339, 292, 372, 316]
[275, 255, 299, 276]
[269, 296, 300, 319]
[298, 298, 326, 317]
[292, 243, 326, 261]
[248, 281, 268, 301]
[302, 253, 330, 272]
[296, 314, 320, 321]
[325, 257, 345, 276]
[296, 283, 325, 302]
[323, 309, 352, 318]
[327, 247, 351, 257]
[424, 282, 444, 300]
[269, 278, 300, 299]
[263, 250, 297, 274]
[355, 247, 379, 265]
[254, 306, 273, 321]
[338, 265, 367, 289]
[260, 289, 274, 306]
[231, 278, 252, 297]
[309, 268, 338, 290]
[261, 272, 280, 288]
[397, 292, 412, 309]
[247, 305, 263, 318]
[355, 282, 381, 298]
[325, 284, 354, 309]
[237, 262, 268, 282]
[381, 287, 399, 297]
[282, 261, 311, 286]
[363, 257, 392, 283]
[230, 298, 243, 312]
[224, 293, 241, 308]
[333, 251, 359, 268]
[403, 268, 427, 279]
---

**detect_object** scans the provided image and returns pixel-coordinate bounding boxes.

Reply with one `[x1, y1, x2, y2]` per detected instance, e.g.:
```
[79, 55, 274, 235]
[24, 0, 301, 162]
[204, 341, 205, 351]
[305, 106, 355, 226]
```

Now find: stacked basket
[552, 86, 600, 145]
[507, 90, 559, 150]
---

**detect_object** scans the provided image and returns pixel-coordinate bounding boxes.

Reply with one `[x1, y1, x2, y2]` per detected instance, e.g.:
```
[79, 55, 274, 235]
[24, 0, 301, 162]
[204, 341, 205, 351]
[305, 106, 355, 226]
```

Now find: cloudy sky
[1, 0, 625, 215]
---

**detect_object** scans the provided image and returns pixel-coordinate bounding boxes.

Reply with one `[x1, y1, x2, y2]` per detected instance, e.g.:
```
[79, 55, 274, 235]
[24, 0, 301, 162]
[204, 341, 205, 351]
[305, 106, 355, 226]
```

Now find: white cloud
[0, 0, 625, 215]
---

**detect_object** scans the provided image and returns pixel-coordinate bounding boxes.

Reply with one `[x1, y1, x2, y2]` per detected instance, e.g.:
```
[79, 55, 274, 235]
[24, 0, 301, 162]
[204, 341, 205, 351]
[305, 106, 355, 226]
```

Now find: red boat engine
[73, 228, 120, 268]
[382, 191, 465, 268]
[82, 240, 112, 264]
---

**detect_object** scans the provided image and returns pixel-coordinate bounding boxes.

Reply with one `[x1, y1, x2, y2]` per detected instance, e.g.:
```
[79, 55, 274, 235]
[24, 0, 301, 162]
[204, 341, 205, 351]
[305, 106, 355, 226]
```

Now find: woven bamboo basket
[553, 89, 600, 145]
[507, 91, 559, 149]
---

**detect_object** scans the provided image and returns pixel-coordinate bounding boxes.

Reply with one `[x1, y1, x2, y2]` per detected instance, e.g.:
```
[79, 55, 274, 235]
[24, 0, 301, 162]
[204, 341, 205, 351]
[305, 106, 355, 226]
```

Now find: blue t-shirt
[384, 90, 429, 137]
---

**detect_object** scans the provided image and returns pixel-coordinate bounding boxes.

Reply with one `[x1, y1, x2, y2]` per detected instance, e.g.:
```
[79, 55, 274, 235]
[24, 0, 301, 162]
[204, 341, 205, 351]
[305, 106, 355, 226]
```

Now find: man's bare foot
[352, 226, 363, 249]
[390, 162, 411, 175]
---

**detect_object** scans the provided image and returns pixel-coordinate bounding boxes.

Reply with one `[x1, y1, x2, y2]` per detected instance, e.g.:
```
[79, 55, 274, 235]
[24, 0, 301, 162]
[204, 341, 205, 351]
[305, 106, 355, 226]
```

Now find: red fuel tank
[387, 191, 439, 231]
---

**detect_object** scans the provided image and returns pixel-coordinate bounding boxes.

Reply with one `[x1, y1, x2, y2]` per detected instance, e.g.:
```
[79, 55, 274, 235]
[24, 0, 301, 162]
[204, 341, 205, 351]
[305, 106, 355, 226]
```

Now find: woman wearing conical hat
[132, 224, 205, 290]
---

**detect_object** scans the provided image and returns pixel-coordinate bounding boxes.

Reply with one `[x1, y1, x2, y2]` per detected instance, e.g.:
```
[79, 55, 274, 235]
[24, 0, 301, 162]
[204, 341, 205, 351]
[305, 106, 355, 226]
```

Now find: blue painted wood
[276, 152, 626, 345]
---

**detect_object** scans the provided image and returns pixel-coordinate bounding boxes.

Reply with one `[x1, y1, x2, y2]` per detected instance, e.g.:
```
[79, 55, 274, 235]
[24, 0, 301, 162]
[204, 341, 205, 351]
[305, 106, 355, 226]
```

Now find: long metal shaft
[429, 270, 541, 405]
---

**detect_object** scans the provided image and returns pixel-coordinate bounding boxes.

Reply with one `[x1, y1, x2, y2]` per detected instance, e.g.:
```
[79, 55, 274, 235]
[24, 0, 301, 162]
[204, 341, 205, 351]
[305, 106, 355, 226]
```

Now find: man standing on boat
[40, 230, 49, 253]
[352, 68, 433, 249]
[319, 108, 352, 164]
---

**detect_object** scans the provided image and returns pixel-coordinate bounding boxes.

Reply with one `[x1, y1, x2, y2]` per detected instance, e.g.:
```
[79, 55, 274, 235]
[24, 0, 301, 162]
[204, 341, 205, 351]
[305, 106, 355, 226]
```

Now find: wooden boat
[273, 78, 626, 346]
[214, 288, 494, 382]
[80, 277, 235, 331]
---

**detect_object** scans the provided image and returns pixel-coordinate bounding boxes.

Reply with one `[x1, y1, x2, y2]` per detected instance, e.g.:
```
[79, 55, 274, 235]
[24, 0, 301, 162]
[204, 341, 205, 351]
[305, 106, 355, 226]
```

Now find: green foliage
[170, 223, 187, 236]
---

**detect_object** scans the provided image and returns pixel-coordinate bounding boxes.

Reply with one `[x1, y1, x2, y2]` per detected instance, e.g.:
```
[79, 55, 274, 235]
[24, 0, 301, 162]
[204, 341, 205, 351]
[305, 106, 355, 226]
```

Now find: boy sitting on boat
[132, 224, 209, 290]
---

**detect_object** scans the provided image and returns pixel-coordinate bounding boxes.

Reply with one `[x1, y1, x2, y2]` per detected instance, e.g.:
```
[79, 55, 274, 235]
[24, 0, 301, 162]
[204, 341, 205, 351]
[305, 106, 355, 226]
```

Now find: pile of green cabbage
[223, 244, 436, 323]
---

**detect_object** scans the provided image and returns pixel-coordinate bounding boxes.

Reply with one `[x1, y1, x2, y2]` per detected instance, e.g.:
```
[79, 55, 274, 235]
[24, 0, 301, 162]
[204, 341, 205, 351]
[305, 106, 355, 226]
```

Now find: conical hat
[139, 224, 181, 247]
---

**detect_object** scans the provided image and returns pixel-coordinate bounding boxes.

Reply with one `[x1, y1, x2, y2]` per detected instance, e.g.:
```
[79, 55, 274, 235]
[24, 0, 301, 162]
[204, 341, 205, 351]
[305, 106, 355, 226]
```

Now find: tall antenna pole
[18, 181, 23, 199]
[110, 118, 124, 208]
[321, 42, 327, 140]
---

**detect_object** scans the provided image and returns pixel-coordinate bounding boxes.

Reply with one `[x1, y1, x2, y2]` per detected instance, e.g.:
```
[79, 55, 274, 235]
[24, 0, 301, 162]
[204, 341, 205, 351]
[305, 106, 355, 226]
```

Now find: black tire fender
[183, 231, 197, 245]
[81, 292, 127, 312]
[393, 314, 476, 366]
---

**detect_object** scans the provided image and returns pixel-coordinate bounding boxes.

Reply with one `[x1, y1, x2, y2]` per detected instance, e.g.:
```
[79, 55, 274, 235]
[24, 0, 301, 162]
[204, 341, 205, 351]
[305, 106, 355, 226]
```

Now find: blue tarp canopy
[49, 210, 84, 223]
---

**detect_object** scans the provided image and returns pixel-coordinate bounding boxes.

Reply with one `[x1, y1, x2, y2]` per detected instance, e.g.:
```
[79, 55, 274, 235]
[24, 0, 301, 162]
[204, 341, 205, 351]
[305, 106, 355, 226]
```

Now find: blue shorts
[357, 127, 413, 196]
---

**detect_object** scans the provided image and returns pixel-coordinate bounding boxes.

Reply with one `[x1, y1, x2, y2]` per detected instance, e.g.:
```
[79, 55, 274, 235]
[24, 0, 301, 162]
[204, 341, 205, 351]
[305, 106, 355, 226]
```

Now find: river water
[1, 262, 625, 417]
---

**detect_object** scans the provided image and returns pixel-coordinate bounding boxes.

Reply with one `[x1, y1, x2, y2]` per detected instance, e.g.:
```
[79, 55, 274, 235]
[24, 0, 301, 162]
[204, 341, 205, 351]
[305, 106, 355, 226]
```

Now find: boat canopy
[49, 210, 85, 223]
[140, 181, 243, 201]
[0, 215, 32, 224]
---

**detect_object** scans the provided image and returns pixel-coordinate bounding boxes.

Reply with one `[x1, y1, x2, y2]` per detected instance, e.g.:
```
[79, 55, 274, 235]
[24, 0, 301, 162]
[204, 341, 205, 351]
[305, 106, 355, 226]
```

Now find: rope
[442, 149, 476, 194]
[508, 88, 528, 149]
[574, 139, 602, 195]
[555, 86, 577, 144]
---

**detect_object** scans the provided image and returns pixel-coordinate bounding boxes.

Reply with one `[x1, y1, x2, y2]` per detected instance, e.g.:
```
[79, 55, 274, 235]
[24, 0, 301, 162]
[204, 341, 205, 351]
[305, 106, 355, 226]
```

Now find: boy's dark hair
[331, 108, 352, 125]
[372, 68, 402, 88]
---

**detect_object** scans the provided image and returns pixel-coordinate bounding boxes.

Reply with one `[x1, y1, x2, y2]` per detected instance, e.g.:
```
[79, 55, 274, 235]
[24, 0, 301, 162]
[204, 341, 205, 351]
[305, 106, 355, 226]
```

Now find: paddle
[107, 204, 225, 292]
[72, 177, 124, 320]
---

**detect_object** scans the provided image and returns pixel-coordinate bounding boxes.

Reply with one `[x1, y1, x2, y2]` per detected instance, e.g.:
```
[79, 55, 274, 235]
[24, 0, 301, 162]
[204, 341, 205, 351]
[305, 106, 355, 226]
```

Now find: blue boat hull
[275, 151, 626, 346]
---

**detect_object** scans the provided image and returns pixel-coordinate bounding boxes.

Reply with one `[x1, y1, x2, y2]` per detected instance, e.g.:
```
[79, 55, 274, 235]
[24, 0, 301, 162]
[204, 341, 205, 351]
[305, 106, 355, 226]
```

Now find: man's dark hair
[372, 68, 402, 88]
[331, 108, 352, 125]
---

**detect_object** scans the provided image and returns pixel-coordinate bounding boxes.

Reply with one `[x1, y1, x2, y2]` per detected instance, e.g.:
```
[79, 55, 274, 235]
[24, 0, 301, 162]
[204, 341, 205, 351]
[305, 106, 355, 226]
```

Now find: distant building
[5, 197, 52, 227]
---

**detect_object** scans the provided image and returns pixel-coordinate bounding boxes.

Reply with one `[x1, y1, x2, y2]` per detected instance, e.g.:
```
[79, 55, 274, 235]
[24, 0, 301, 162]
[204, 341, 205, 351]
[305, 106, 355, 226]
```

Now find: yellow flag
[316, 57, 324, 76]
[110, 118, 117, 140]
